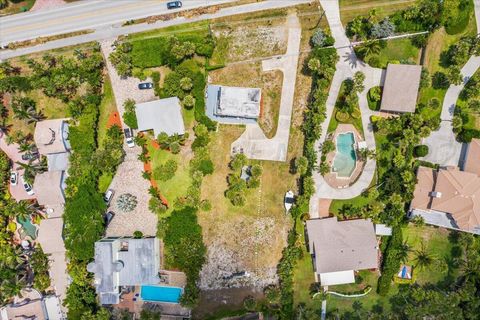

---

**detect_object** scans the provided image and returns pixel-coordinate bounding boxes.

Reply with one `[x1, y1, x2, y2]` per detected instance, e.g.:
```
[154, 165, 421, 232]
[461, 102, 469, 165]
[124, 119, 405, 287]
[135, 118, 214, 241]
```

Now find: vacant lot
[198, 125, 295, 289]
[339, 0, 416, 24]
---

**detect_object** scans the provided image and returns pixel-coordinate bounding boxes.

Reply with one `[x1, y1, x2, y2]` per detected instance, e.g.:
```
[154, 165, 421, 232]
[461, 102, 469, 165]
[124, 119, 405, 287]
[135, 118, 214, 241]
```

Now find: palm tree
[11, 97, 45, 124]
[414, 244, 433, 270]
[16, 159, 47, 184]
[18, 140, 36, 153]
[357, 40, 382, 59]
[397, 240, 411, 263]
[9, 200, 41, 220]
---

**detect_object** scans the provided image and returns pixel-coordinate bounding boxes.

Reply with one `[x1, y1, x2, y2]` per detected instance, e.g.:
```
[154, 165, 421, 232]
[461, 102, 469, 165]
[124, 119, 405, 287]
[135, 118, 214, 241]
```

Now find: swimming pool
[332, 132, 357, 178]
[17, 216, 38, 240]
[141, 285, 182, 303]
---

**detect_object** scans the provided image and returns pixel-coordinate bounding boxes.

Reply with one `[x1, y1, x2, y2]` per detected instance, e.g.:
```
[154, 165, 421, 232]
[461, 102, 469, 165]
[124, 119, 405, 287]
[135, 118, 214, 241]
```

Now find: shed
[136, 97, 185, 136]
[380, 64, 422, 113]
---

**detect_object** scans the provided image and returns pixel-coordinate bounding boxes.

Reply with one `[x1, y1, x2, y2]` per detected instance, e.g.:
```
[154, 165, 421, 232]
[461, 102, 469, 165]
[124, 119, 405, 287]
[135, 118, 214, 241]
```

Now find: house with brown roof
[34, 119, 71, 172]
[33, 171, 66, 206]
[380, 64, 422, 113]
[410, 166, 480, 234]
[305, 217, 379, 286]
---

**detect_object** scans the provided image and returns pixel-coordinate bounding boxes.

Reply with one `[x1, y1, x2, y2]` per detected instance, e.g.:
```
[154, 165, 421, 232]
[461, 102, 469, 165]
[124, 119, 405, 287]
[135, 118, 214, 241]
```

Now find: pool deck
[324, 124, 365, 189]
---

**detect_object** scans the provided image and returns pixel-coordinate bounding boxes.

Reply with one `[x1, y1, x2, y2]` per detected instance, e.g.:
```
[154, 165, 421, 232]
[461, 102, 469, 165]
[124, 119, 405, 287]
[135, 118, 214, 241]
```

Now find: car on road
[138, 82, 153, 90]
[10, 171, 18, 186]
[104, 211, 115, 227]
[124, 128, 135, 148]
[21, 176, 34, 196]
[167, 1, 182, 9]
[21, 152, 39, 161]
[104, 189, 114, 205]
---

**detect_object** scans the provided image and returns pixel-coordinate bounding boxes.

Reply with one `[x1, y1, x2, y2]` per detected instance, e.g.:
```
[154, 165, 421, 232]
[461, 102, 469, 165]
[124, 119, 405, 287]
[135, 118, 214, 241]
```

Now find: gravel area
[30, 0, 66, 12]
[101, 39, 157, 237]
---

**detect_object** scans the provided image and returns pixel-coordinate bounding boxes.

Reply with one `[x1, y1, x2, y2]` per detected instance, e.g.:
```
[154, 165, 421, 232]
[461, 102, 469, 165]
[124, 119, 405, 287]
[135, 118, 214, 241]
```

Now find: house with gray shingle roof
[306, 217, 379, 286]
[87, 237, 160, 305]
[380, 64, 422, 113]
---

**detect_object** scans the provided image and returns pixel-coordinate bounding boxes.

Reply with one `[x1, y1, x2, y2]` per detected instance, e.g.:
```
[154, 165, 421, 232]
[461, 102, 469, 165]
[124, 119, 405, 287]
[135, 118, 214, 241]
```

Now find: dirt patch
[107, 112, 121, 128]
[209, 63, 283, 138]
[212, 25, 288, 63]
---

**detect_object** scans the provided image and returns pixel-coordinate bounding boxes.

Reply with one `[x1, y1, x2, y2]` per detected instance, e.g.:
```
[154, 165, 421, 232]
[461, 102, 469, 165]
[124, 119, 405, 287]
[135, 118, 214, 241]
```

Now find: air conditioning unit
[430, 191, 442, 198]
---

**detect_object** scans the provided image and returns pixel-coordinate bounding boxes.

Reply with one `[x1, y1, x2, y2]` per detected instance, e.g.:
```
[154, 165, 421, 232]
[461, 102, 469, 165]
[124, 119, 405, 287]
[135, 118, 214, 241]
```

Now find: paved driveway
[0, 131, 37, 201]
[101, 40, 157, 237]
[231, 13, 301, 162]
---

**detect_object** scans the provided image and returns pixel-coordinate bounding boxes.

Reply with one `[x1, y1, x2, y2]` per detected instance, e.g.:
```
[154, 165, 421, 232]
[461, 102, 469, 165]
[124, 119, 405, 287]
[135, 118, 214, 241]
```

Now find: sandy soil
[31, 0, 66, 12]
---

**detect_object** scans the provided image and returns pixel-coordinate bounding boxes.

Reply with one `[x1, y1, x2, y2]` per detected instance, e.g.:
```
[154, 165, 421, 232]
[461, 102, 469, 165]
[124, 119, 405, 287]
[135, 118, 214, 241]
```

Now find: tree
[243, 295, 257, 311]
[11, 97, 44, 123]
[414, 145, 429, 157]
[182, 95, 195, 109]
[230, 153, 247, 172]
[149, 196, 167, 214]
[447, 66, 463, 85]
[153, 159, 177, 181]
[294, 156, 308, 175]
[311, 28, 333, 48]
[357, 147, 375, 161]
[356, 40, 381, 59]
[116, 193, 138, 212]
[16, 159, 47, 184]
[432, 72, 450, 89]
[122, 99, 138, 129]
[307, 58, 321, 73]
[414, 245, 433, 270]
[319, 161, 330, 176]
[452, 115, 463, 133]
[133, 231, 143, 239]
[353, 71, 366, 92]
[179, 77, 193, 91]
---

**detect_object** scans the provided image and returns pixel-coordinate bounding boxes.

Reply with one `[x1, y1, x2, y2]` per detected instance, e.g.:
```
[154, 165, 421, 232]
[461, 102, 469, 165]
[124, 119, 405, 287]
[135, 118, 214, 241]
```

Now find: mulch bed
[107, 111, 122, 128]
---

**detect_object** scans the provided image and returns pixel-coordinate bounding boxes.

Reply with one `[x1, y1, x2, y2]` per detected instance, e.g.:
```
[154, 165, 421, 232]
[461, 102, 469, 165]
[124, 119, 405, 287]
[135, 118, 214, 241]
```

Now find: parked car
[166, 1, 182, 9]
[138, 82, 153, 90]
[21, 176, 34, 196]
[104, 211, 115, 227]
[284, 190, 295, 212]
[124, 128, 135, 148]
[104, 189, 115, 205]
[10, 171, 18, 186]
[21, 152, 39, 161]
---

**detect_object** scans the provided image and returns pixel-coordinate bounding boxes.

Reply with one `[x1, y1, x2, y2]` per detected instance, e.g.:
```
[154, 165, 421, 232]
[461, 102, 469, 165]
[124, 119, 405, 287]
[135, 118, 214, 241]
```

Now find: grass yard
[97, 75, 118, 147]
[148, 144, 192, 217]
[369, 38, 420, 68]
[402, 225, 457, 286]
[329, 194, 372, 215]
[209, 62, 283, 139]
[339, 0, 416, 25]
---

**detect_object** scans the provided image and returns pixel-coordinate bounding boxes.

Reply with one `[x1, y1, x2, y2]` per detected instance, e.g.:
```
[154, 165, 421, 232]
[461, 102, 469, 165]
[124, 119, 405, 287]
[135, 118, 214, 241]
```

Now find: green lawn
[366, 38, 420, 69]
[339, 0, 416, 25]
[329, 195, 372, 215]
[148, 145, 191, 217]
[97, 75, 117, 147]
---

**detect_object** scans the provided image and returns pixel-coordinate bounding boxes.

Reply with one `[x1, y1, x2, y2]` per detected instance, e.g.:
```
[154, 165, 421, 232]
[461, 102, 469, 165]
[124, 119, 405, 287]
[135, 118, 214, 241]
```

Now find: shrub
[116, 193, 138, 212]
[336, 110, 350, 122]
[370, 18, 395, 39]
[377, 227, 403, 295]
[133, 231, 143, 238]
[414, 145, 429, 157]
[351, 108, 361, 119]
[243, 296, 257, 311]
[183, 95, 195, 109]
[122, 99, 138, 129]
[197, 159, 214, 175]
[432, 72, 450, 89]
[199, 199, 211, 211]
[153, 159, 177, 181]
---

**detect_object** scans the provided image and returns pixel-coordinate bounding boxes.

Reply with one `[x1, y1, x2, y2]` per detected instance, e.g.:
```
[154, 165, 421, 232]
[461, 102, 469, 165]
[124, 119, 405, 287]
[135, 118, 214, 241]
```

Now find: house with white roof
[135, 97, 185, 137]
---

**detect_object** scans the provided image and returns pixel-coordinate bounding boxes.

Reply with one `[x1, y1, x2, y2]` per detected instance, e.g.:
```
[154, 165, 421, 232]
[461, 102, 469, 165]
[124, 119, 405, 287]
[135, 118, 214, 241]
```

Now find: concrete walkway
[421, 0, 480, 167]
[231, 13, 301, 162]
[310, 0, 384, 216]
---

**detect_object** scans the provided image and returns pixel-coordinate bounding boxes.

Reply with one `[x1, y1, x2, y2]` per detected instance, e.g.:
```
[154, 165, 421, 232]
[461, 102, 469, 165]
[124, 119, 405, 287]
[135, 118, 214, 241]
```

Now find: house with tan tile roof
[305, 217, 379, 286]
[380, 64, 422, 113]
[410, 166, 480, 234]
[463, 138, 480, 176]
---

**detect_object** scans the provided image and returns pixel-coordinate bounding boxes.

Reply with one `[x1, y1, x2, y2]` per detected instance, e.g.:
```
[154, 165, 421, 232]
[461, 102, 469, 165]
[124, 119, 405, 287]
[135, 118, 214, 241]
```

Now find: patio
[323, 124, 365, 188]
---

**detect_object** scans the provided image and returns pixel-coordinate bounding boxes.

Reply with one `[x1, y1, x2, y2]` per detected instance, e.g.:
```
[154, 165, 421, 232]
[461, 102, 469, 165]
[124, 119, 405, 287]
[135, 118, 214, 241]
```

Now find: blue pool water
[332, 132, 356, 178]
[17, 216, 38, 240]
[141, 285, 182, 303]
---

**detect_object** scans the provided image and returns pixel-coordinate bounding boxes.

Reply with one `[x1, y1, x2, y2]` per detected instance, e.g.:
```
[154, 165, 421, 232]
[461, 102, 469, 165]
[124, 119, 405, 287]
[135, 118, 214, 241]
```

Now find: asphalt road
[0, 0, 233, 46]
[0, 0, 312, 60]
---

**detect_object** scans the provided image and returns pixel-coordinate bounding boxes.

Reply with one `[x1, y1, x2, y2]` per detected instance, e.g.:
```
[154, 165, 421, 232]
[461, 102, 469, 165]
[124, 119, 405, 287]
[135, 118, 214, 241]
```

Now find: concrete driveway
[101, 40, 157, 237]
[231, 13, 301, 162]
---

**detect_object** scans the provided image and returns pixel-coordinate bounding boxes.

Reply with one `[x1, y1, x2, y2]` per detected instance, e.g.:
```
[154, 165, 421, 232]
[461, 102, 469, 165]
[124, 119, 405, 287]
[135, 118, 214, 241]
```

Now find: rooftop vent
[430, 191, 442, 198]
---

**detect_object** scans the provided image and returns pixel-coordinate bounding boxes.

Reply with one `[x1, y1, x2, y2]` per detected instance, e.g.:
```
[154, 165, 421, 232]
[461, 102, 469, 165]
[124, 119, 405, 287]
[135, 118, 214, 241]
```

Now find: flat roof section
[206, 85, 261, 124]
